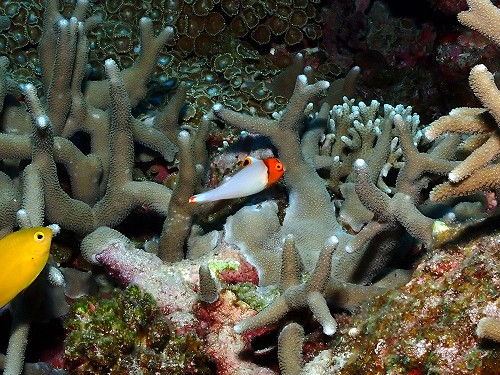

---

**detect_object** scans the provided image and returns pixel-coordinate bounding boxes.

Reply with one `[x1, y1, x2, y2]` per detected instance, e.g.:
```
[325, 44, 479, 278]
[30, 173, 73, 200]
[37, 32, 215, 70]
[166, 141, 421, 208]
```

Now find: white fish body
[190, 157, 269, 203]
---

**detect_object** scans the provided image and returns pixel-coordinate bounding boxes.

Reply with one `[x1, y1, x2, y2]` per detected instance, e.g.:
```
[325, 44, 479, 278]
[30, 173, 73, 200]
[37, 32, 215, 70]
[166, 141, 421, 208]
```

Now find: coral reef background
[1, 0, 500, 374]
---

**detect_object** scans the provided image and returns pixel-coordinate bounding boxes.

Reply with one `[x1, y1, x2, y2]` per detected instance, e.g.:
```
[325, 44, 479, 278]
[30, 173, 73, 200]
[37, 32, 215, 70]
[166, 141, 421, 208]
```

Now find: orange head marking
[263, 158, 284, 186]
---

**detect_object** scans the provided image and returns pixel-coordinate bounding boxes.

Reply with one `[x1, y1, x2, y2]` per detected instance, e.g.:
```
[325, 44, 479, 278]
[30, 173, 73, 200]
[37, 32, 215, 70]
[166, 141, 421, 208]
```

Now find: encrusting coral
[210, 68, 465, 373]
[302, 229, 500, 374]
[2, 0, 500, 374]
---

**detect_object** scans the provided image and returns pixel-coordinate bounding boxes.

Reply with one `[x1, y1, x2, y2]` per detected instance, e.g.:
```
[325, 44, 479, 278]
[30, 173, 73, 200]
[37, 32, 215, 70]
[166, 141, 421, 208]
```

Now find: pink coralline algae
[195, 290, 275, 375]
[218, 257, 259, 285]
[94, 239, 277, 374]
[309, 230, 500, 374]
[436, 29, 500, 81]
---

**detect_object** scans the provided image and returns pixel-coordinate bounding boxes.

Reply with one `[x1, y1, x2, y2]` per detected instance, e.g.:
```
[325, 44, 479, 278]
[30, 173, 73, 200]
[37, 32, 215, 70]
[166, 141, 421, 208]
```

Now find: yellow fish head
[0, 226, 53, 307]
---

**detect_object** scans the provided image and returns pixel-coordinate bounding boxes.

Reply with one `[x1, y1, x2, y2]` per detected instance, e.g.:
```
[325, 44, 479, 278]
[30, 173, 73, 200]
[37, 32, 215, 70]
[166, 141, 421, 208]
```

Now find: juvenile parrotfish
[189, 156, 284, 204]
[0, 227, 53, 307]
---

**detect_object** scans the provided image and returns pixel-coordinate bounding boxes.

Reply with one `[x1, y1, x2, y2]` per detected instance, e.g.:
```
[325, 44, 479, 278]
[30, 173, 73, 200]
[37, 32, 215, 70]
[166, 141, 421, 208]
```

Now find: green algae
[64, 285, 214, 374]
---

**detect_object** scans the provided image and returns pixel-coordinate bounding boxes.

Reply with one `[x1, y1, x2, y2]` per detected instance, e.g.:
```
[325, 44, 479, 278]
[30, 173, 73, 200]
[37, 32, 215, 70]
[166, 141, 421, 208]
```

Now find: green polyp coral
[64, 285, 213, 374]
[229, 282, 279, 312]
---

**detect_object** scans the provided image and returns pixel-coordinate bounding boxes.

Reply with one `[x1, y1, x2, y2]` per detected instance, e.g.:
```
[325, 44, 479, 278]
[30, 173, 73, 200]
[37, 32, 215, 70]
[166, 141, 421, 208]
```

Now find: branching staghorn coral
[158, 114, 218, 262]
[427, 0, 500, 201]
[2, 89, 67, 375]
[419, 0, 500, 358]
[1, 12, 179, 208]
[0, 0, 217, 372]
[278, 322, 305, 375]
[233, 235, 339, 336]
[0, 0, 213, 258]
[212, 71, 462, 373]
[2, 74, 69, 375]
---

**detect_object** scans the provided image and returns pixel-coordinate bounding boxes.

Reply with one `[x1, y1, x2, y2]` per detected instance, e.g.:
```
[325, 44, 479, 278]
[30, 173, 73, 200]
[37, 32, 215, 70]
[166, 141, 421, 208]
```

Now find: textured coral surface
[305, 228, 500, 374]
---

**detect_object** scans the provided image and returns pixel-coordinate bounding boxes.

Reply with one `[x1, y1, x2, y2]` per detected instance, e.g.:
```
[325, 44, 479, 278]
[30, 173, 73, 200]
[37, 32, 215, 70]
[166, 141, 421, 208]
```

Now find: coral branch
[458, 0, 500, 44]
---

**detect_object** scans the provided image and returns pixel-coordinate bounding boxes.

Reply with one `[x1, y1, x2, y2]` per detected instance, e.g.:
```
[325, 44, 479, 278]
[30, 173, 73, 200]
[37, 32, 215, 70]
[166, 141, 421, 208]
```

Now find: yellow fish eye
[34, 231, 45, 242]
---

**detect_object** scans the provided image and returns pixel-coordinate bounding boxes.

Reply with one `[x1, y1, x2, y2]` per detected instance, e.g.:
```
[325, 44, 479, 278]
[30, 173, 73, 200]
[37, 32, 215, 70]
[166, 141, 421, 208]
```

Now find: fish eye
[34, 231, 44, 242]
[275, 163, 283, 171]
[242, 157, 252, 167]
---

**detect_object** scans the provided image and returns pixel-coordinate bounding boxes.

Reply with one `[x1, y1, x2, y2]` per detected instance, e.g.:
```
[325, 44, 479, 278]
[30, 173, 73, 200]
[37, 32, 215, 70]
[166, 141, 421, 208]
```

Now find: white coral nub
[354, 159, 367, 169]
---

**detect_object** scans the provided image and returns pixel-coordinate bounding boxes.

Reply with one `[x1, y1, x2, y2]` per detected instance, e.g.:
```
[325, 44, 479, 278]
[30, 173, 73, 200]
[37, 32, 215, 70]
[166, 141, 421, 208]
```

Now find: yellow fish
[0, 227, 53, 307]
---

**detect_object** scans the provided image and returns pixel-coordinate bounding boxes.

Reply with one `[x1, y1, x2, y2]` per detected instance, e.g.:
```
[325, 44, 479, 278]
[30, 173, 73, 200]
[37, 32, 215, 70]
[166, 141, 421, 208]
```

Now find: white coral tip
[473, 64, 487, 72]
[48, 223, 61, 236]
[326, 235, 338, 247]
[23, 83, 34, 93]
[58, 19, 69, 27]
[48, 266, 66, 287]
[424, 128, 433, 140]
[36, 115, 49, 129]
[233, 323, 244, 334]
[319, 80, 330, 89]
[104, 58, 114, 67]
[322, 319, 337, 336]
[178, 130, 190, 139]
[448, 171, 458, 182]
[354, 159, 367, 169]
[344, 245, 354, 254]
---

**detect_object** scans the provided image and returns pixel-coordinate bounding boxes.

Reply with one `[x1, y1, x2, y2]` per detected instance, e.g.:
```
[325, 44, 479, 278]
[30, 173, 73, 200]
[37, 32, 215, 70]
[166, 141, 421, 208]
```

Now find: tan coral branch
[448, 130, 500, 182]
[458, 0, 500, 45]
[469, 64, 500, 124]
[430, 163, 500, 200]
[425, 107, 493, 141]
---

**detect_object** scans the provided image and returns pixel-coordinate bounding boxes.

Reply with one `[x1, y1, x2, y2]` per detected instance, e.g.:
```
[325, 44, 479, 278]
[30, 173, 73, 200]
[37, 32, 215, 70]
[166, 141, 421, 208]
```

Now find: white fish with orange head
[189, 156, 284, 204]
